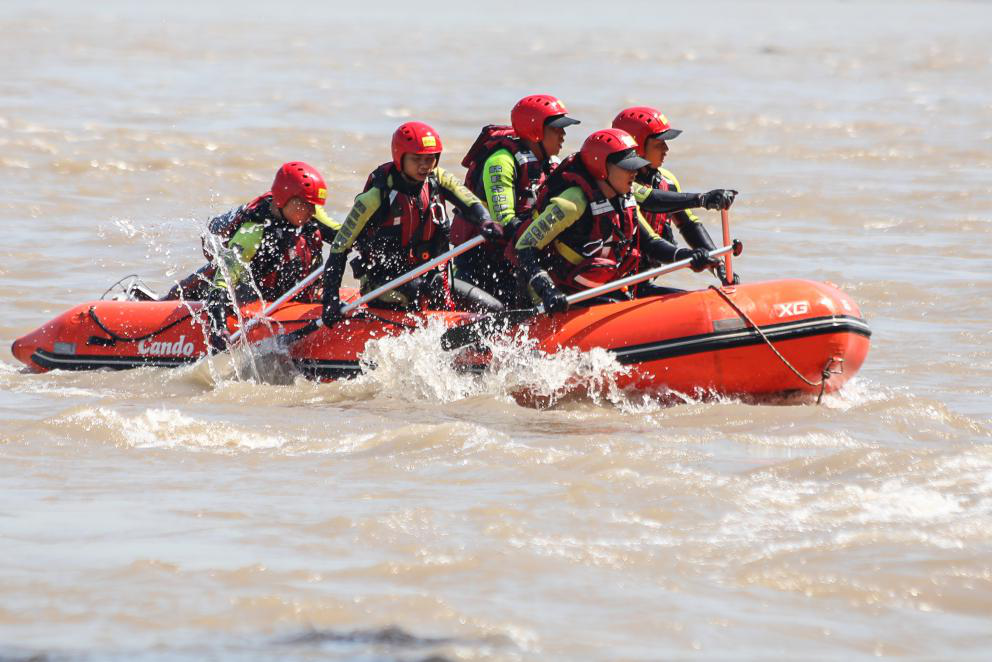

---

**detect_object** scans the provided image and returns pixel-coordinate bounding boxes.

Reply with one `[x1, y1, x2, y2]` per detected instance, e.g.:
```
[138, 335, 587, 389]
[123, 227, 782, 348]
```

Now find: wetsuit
[451, 127, 556, 306]
[321, 164, 495, 315]
[511, 155, 706, 306]
[164, 202, 338, 301]
[203, 195, 339, 348]
[633, 166, 720, 296]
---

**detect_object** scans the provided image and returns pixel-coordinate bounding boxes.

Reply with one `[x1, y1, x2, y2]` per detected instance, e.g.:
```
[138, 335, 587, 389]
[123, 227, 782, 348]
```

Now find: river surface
[2, 0, 991, 660]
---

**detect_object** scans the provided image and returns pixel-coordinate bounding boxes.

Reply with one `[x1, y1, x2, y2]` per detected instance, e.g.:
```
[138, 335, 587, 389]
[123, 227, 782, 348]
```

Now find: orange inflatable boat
[11, 278, 870, 399]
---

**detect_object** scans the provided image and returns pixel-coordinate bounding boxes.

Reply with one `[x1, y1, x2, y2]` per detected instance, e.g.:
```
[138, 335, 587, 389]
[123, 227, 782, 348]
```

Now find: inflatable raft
[11, 278, 870, 398]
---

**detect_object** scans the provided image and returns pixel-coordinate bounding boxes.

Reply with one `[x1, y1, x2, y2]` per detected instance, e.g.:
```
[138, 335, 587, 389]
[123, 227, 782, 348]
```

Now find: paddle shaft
[229, 264, 326, 343]
[275, 234, 487, 343]
[439, 243, 738, 351]
[721, 209, 734, 284]
[552, 244, 735, 311]
[344, 235, 485, 314]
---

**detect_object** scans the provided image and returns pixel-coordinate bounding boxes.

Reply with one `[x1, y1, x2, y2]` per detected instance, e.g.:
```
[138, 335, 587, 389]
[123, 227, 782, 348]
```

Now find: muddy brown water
[1, 1, 991, 660]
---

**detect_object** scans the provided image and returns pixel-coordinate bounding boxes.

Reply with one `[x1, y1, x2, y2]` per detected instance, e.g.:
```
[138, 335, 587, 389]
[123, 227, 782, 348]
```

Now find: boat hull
[10, 279, 870, 398]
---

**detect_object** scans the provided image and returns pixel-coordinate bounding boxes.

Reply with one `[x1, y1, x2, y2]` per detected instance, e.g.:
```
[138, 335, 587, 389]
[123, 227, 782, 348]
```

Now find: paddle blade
[275, 319, 322, 349]
[440, 308, 537, 351]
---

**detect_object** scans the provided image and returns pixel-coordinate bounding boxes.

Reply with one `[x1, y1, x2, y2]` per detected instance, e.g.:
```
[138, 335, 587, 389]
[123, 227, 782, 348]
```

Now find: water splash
[349, 318, 636, 409]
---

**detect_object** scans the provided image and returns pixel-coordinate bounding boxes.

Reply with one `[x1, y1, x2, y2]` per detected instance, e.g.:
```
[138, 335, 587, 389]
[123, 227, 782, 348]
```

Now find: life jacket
[636, 168, 676, 243]
[449, 125, 552, 248]
[205, 193, 325, 301]
[510, 154, 642, 293]
[256, 222, 325, 301]
[354, 163, 452, 308]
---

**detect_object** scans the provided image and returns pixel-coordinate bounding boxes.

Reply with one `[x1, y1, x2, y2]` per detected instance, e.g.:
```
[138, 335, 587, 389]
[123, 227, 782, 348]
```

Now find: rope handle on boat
[88, 302, 415, 348]
[708, 286, 844, 404]
[87, 306, 193, 345]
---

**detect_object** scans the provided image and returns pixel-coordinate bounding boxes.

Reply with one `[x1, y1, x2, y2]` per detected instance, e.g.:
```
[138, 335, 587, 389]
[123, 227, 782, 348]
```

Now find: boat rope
[88, 306, 193, 344]
[708, 286, 843, 404]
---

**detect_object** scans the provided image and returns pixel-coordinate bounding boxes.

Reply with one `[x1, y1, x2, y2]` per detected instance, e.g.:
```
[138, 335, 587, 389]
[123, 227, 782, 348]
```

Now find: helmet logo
[317, 188, 327, 201]
[658, 113, 669, 124]
[621, 134, 636, 148]
[421, 135, 437, 147]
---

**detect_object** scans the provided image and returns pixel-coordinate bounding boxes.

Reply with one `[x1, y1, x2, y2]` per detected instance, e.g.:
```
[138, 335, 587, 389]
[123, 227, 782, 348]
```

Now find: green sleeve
[435, 166, 484, 211]
[328, 188, 383, 255]
[480, 149, 518, 225]
[313, 205, 341, 233]
[631, 181, 652, 204]
[515, 186, 588, 251]
[214, 222, 265, 289]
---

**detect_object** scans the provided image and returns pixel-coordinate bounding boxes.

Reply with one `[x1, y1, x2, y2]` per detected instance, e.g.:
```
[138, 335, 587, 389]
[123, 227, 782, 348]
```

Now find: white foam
[57, 407, 290, 452]
[347, 318, 636, 409]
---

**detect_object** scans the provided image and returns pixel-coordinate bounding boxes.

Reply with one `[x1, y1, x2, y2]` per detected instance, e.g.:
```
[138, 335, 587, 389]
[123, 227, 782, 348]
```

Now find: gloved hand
[205, 288, 231, 352]
[208, 328, 228, 352]
[479, 219, 505, 242]
[530, 272, 569, 314]
[714, 262, 741, 286]
[321, 296, 343, 327]
[676, 248, 718, 272]
[699, 189, 737, 210]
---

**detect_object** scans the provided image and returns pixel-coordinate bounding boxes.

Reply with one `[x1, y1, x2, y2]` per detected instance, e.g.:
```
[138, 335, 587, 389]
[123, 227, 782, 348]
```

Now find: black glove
[205, 288, 231, 351]
[321, 296, 343, 327]
[714, 262, 741, 286]
[465, 202, 504, 242]
[530, 272, 568, 313]
[320, 251, 347, 327]
[699, 189, 737, 210]
[479, 219, 505, 242]
[676, 248, 718, 273]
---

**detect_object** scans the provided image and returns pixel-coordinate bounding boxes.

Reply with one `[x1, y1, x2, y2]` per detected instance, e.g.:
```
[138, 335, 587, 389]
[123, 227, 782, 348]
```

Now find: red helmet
[611, 106, 682, 156]
[391, 121, 443, 170]
[579, 129, 649, 181]
[511, 94, 580, 142]
[613, 106, 682, 156]
[271, 162, 327, 208]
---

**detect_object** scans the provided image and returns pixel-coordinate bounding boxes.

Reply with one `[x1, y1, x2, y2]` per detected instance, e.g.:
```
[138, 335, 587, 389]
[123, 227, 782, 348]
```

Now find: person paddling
[203, 162, 338, 349]
[319, 121, 498, 328]
[508, 129, 736, 313]
[450, 94, 580, 307]
[613, 106, 740, 293]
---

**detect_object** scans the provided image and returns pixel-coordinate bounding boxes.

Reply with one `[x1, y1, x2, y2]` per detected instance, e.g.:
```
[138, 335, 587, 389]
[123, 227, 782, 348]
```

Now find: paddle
[228, 262, 327, 344]
[440, 243, 737, 351]
[721, 209, 734, 284]
[268, 234, 488, 348]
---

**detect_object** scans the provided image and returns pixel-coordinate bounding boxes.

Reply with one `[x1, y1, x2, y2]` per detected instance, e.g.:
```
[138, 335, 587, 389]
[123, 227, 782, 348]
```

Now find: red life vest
[355, 163, 452, 309]
[450, 125, 553, 248]
[202, 192, 325, 301]
[257, 223, 325, 301]
[510, 154, 642, 293]
[358, 162, 446, 263]
[637, 168, 677, 244]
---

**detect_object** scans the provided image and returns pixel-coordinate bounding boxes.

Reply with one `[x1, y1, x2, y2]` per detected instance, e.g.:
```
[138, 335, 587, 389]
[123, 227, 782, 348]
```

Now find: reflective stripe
[514, 151, 538, 166]
[574, 273, 602, 288]
[589, 200, 614, 216]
